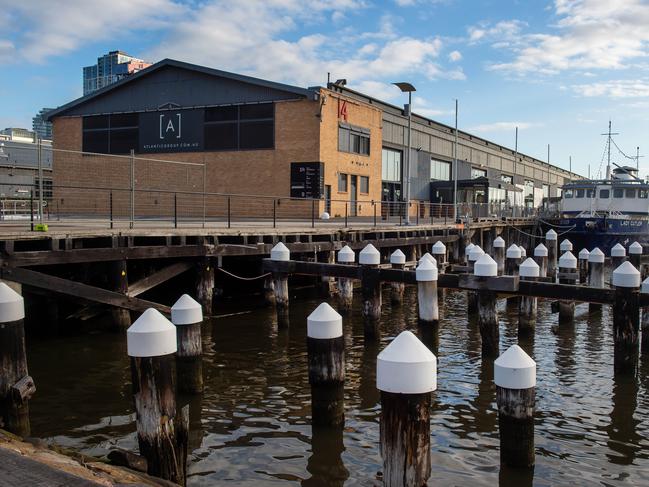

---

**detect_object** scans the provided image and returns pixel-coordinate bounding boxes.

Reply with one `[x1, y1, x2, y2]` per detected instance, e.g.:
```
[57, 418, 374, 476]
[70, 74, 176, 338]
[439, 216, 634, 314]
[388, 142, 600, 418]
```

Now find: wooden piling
[588, 247, 605, 312]
[533, 243, 548, 278]
[0, 283, 33, 437]
[558, 251, 577, 324]
[464, 242, 475, 266]
[390, 250, 406, 306]
[560, 238, 573, 254]
[263, 276, 275, 306]
[171, 295, 204, 394]
[546, 229, 558, 281]
[360, 244, 382, 339]
[467, 246, 484, 314]
[493, 236, 505, 276]
[475, 254, 499, 357]
[629, 241, 643, 273]
[377, 331, 436, 487]
[319, 250, 336, 297]
[641, 277, 649, 354]
[195, 257, 214, 316]
[271, 243, 290, 328]
[416, 259, 438, 326]
[127, 309, 188, 486]
[612, 262, 641, 374]
[518, 258, 539, 335]
[336, 245, 355, 313]
[578, 248, 589, 284]
[505, 244, 521, 307]
[495, 345, 536, 468]
[110, 260, 131, 331]
[611, 243, 627, 271]
[432, 241, 447, 276]
[307, 303, 345, 427]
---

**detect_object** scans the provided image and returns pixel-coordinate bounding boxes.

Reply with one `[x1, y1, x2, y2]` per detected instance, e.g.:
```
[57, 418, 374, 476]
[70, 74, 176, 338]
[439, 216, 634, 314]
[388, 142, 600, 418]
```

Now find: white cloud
[467, 20, 526, 44]
[448, 50, 462, 62]
[0, 39, 14, 62]
[467, 121, 541, 133]
[572, 79, 649, 98]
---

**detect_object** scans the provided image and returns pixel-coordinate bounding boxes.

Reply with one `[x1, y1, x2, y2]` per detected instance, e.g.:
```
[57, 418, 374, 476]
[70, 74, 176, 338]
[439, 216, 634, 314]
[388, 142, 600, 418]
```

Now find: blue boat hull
[551, 217, 649, 253]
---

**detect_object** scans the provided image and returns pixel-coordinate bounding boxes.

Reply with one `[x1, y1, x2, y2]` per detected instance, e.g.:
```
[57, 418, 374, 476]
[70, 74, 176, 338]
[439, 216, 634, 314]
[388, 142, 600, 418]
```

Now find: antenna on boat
[636, 146, 643, 172]
[602, 120, 619, 180]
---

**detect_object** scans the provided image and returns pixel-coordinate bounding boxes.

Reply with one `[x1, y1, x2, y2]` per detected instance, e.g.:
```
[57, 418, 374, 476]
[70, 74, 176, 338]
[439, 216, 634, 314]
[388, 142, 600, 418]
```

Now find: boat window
[586, 188, 595, 198]
[564, 189, 573, 198]
[640, 190, 648, 199]
[626, 189, 636, 198]
[613, 188, 624, 198]
[575, 189, 585, 198]
[599, 189, 610, 198]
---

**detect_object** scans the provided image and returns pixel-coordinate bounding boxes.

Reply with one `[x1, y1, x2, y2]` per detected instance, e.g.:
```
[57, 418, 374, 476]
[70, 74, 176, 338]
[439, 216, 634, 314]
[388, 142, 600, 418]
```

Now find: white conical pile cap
[493, 236, 505, 248]
[559, 251, 577, 269]
[546, 229, 558, 241]
[560, 239, 573, 252]
[337, 245, 355, 263]
[612, 261, 641, 288]
[534, 243, 548, 257]
[0, 282, 24, 323]
[642, 277, 649, 294]
[495, 345, 536, 389]
[506, 244, 521, 259]
[474, 253, 498, 277]
[359, 243, 380, 265]
[465, 243, 475, 256]
[416, 258, 438, 281]
[420, 252, 436, 265]
[611, 243, 626, 257]
[432, 241, 446, 254]
[127, 308, 177, 357]
[390, 249, 406, 264]
[171, 294, 203, 325]
[519, 257, 540, 278]
[519, 246, 527, 257]
[377, 331, 437, 393]
[589, 247, 605, 263]
[629, 241, 643, 255]
[271, 242, 290, 261]
[468, 245, 484, 262]
[578, 248, 590, 260]
[307, 302, 343, 339]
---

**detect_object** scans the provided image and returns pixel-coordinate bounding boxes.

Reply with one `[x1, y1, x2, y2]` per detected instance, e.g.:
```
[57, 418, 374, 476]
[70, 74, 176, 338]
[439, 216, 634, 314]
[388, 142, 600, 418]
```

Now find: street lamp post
[393, 82, 416, 226]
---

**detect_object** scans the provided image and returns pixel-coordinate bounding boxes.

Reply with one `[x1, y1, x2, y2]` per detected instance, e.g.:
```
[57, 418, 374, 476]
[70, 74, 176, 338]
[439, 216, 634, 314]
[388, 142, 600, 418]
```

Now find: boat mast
[602, 120, 618, 180]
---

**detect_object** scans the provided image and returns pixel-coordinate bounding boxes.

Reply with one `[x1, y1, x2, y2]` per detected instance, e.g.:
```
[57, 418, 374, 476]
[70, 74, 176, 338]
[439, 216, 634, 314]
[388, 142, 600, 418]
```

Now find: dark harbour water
[25, 286, 649, 486]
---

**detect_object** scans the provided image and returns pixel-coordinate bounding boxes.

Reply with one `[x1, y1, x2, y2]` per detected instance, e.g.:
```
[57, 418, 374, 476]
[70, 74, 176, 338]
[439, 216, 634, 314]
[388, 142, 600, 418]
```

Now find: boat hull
[552, 217, 649, 254]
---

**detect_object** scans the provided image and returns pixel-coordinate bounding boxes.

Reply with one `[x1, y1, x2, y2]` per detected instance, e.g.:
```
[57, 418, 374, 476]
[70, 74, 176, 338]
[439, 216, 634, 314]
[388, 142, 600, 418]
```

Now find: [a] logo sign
[159, 113, 182, 140]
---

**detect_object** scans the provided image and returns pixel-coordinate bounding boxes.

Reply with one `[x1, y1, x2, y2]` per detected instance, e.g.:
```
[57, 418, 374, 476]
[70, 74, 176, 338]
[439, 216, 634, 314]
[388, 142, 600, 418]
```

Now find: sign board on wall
[290, 162, 324, 198]
[139, 109, 204, 153]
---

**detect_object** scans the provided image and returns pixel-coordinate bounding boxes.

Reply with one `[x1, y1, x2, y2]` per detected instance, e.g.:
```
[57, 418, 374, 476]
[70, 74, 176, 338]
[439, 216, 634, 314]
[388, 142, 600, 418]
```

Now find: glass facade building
[83, 51, 151, 95]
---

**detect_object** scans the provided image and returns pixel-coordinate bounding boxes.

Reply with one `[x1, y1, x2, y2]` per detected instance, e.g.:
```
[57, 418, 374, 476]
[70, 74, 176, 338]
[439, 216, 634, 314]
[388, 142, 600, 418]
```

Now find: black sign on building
[139, 109, 204, 153]
[290, 162, 324, 199]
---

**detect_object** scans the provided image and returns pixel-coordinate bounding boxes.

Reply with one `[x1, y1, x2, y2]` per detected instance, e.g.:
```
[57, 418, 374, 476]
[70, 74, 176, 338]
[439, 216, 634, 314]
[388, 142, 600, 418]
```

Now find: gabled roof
[46, 58, 318, 121]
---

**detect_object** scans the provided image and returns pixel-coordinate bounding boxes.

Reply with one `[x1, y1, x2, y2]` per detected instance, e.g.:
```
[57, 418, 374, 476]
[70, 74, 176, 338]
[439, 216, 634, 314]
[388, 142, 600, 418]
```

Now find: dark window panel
[240, 120, 274, 149]
[83, 130, 109, 154]
[205, 106, 238, 122]
[338, 127, 349, 152]
[110, 128, 138, 154]
[83, 115, 109, 130]
[204, 122, 237, 150]
[360, 176, 369, 193]
[240, 103, 274, 120]
[110, 113, 139, 128]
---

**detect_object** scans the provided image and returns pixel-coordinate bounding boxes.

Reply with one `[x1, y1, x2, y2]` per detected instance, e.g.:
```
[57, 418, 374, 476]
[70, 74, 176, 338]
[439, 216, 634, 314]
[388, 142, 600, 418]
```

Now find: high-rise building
[32, 108, 54, 140]
[83, 50, 151, 95]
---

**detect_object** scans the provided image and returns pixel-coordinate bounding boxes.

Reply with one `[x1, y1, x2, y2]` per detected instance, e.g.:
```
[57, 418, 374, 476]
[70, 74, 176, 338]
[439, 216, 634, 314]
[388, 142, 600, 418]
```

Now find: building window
[382, 148, 402, 182]
[204, 103, 274, 151]
[82, 113, 138, 154]
[338, 173, 348, 192]
[501, 174, 513, 184]
[599, 189, 610, 198]
[360, 176, 369, 194]
[542, 184, 549, 198]
[34, 177, 53, 199]
[339, 123, 370, 156]
[613, 188, 624, 198]
[430, 159, 450, 180]
[471, 167, 487, 179]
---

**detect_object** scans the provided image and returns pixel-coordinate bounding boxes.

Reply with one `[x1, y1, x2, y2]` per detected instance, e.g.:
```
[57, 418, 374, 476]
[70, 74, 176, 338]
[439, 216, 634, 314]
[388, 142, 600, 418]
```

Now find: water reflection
[607, 369, 641, 465]
[303, 424, 348, 487]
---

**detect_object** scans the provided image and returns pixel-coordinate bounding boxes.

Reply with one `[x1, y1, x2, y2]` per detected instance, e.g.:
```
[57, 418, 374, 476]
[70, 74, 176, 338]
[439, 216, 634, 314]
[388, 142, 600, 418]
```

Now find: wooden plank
[458, 275, 519, 292]
[127, 261, 193, 297]
[519, 280, 615, 304]
[262, 259, 360, 279]
[0, 267, 170, 314]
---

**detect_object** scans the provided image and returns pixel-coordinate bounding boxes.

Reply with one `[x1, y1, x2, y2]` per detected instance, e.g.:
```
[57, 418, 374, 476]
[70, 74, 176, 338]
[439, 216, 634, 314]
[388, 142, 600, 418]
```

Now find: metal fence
[0, 146, 539, 230]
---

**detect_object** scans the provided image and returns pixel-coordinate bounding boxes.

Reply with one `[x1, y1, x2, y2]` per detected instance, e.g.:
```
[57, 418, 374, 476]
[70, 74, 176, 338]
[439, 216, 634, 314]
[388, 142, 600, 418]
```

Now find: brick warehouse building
[46, 58, 580, 221]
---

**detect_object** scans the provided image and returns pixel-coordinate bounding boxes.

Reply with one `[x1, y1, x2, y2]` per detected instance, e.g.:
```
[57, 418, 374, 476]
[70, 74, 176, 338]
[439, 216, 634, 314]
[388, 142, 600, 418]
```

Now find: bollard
[0, 283, 33, 436]
[390, 250, 406, 305]
[475, 254, 499, 357]
[432, 240, 447, 272]
[416, 259, 438, 326]
[336, 245, 355, 312]
[519, 245, 527, 259]
[377, 331, 436, 487]
[560, 239, 573, 253]
[464, 242, 475, 266]
[641, 277, 649, 354]
[271, 242, 290, 328]
[360, 244, 381, 338]
[505, 245, 522, 307]
[195, 257, 214, 316]
[588, 247, 605, 313]
[578, 248, 590, 284]
[307, 303, 345, 426]
[127, 309, 188, 485]
[171, 294, 204, 394]
[493, 236, 506, 276]
[518, 258, 539, 335]
[611, 243, 626, 270]
[495, 345, 536, 468]
[629, 241, 643, 272]
[419, 252, 436, 265]
[467, 246, 484, 314]
[612, 262, 641, 373]
[468, 245, 484, 272]
[558, 251, 577, 324]
[546, 229, 558, 281]
[533, 244, 548, 278]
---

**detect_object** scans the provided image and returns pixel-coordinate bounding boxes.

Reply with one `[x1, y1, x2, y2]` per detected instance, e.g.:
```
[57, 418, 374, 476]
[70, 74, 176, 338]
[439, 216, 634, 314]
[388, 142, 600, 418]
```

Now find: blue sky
[1, 0, 648, 178]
